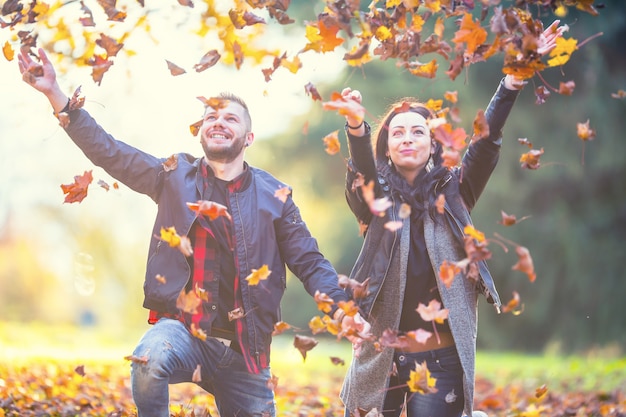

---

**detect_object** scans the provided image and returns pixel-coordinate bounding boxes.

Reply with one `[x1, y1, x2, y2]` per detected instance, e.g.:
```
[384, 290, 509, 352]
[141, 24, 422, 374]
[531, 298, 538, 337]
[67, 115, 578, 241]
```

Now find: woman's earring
[388, 156, 393, 166]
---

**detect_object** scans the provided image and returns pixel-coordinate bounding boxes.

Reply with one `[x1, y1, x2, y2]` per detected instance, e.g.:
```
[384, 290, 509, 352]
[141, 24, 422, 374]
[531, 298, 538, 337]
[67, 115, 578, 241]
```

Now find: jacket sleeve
[345, 122, 378, 226]
[64, 108, 166, 202]
[459, 78, 520, 211]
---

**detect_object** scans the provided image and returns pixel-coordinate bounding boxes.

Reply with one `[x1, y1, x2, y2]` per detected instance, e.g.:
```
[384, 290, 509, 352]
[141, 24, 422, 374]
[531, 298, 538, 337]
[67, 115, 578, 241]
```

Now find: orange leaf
[2, 41, 14, 61]
[176, 288, 202, 315]
[187, 200, 232, 221]
[439, 260, 460, 289]
[512, 246, 536, 282]
[471, 109, 490, 141]
[322, 130, 341, 155]
[96, 33, 123, 57]
[501, 291, 523, 314]
[274, 186, 291, 203]
[192, 364, 202, 382]
[303, 20, 344, 53]
[577, 119, 596, 141]
[165, 59, 186, 76]
[520, 148, 544, 170]
[314, 290, 334, 313]
[432, 123, 467, 151]
[451, 12, 487, 56]
[61, 170, 93, 203]
[272, 321, 292, 336]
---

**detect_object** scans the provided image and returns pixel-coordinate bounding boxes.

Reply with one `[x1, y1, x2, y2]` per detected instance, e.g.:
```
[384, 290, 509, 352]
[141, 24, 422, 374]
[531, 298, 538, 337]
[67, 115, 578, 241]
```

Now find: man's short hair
[218, 92, 252, 131]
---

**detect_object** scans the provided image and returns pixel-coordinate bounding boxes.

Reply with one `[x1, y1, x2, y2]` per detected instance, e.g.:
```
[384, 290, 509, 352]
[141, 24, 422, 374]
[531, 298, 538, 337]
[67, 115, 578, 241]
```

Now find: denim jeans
[130, 318, 275, 417]
[382, 345, 464, 417]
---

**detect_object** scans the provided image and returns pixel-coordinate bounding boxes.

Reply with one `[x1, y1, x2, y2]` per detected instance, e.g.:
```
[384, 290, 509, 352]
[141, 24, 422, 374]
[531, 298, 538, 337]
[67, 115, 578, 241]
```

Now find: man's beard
[201, 133, 246, 163]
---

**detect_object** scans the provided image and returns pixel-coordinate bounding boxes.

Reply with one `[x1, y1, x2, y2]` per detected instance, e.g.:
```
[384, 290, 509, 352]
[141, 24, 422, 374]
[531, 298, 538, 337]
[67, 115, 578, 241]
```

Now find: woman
[331, 21, 564, 417]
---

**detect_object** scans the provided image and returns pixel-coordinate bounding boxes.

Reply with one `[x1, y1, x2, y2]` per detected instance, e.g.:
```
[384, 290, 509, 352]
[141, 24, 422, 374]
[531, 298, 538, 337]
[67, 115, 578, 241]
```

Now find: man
[18, 48, 369, 417]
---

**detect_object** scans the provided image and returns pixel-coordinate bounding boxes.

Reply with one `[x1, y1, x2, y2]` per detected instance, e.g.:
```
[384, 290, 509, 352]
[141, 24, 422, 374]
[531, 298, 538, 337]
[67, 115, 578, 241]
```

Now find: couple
[17, 20, 562, 417]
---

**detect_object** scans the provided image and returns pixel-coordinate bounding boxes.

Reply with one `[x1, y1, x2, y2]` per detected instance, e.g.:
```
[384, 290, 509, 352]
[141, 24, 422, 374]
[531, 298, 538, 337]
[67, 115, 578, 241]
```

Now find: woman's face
[387, 111, 433, 184]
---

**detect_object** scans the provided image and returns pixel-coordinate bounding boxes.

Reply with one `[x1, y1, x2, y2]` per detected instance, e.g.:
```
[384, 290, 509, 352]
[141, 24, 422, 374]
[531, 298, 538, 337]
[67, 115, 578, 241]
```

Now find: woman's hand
[323, 87, 366, 135]
[504, 20, 567, 91]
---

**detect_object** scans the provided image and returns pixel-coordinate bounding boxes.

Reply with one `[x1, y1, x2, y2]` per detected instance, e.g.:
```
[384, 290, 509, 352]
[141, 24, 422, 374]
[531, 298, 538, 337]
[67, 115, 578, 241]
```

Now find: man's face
[199, 101, 251, 164]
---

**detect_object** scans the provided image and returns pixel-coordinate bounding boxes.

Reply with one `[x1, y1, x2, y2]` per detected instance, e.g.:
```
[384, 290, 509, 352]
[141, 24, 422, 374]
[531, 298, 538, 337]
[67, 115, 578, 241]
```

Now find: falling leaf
[87, 54, 113, 85]
[464, 225, 485, 242]
[245, 264, 271, 286]
[61, 170, 93, 204]
[272, 321, 292, 336]
[611, 89, 626, 99]
[96, 33, 123, 57]
[314, 290, 334, 313]
[124, 354, 149, 364]
[162, 154, 178, 172]
[547, 37, 578, 67]
[512, 246, 536, 282]
[501, 291, 523, 314]
[407, 361, 438, 394]
[160, 226, 181, 248]
[518, 138, 533, 148]
[405, 59, 438, 79]
[155, 274, 166, 284]
[577, 119, 596, 141]
[417, 299, 449, 324]
[471, 109, 490, 141]
[192, 364, 202, 382]
[197, 96, 228, 110]
[2, 40, 14, 61]
[189, 119, 202, 136]
[435, 193, 446, 214]
[451, 12, 487, 56]
[309, 316, 327, 334]
[187, 200, 232, 221]
[232, 41, 244, 69]
[499, 210, 531, 226]
[193, 49, 221, 72]
[293, 334, 318, 361]
[190, 323, 207, 341]
[228, 307, 245, 321]
[520, 148, 544, 170]
[267, 373, 279, 390]
[302, 20, 344, 53]
[406, 328, 433, 345]
[439, 260, 460, 288]
[559, 80, 576, 95]
[176, 288, 202, 315]
[74, 365, 85, 377]
[330, 356, 345, 366]
[165, 59, 186, 76]
[274, 186, 291, 203]
[79, 1, 95, 26]
[322, 130, 341, 155]
[432, 123, 467, 151]
[96, 0, 126, 22]
[304, 82, 322, 101]
[384, 220, 403, 232]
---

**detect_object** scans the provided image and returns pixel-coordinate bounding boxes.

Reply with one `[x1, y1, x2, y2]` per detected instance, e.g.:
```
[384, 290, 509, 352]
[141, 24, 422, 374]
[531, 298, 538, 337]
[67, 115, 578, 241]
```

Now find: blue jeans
[382, 345, 464, 417]
[130, 318, 275, 417]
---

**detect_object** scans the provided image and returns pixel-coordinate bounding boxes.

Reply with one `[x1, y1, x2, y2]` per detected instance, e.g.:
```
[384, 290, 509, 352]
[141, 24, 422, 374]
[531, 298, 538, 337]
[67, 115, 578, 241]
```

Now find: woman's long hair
[372, 99, 447, 220]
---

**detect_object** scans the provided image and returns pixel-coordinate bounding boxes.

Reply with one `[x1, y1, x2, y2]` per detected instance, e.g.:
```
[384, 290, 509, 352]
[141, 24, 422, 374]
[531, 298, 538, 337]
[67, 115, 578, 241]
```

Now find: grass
[1, 321, 625, 416]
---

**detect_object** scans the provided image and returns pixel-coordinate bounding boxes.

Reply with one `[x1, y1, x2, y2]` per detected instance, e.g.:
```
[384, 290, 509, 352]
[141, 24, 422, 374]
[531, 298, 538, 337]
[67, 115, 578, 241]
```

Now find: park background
[0, 0, 625, 415]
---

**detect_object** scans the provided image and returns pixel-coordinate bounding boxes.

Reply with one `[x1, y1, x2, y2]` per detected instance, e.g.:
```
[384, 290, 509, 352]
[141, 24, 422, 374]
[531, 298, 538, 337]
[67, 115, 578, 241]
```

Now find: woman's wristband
[347, 120, 364, 130]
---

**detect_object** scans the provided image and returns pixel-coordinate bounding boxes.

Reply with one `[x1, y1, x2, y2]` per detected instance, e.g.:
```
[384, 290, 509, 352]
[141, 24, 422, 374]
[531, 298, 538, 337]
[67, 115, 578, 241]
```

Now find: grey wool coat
[340, 79, 520, 416]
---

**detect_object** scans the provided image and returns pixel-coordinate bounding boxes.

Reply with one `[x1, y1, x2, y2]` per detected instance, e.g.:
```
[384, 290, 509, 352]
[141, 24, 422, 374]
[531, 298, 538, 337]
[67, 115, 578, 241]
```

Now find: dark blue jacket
[64, 108, 348, 373]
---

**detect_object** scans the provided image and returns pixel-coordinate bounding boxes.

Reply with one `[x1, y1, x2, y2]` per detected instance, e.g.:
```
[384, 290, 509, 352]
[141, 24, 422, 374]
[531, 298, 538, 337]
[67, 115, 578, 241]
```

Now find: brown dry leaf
[512, 246, 536, 282]
[61, 170, 93, 204]
[228, 307, 245, 321]
[322, 130, 341, 155]
[274, 186, 291, 203]
[272, 321, 292, 336]
[96, 33, 123, 57]
[193, 49, 220, 72]
[293, 334, 318, 361]
[439, 260, 460, 289]
[162, 154, 178, 172]
[520, 148, 544, 170]
[471, 109, 489, 141]
[155, 274, 166, 284]
[165, 59, 186, 76]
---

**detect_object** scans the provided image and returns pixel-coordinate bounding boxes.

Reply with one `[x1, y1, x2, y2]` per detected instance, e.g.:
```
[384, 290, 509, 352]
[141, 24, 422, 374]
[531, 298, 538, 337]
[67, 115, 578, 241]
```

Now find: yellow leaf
[246, 264, 271, 286]
[2, 41, 14, 61]
[386, 0, 402, 7]
[375, 26, 393, 41]
[463, 225, 485, 242]
[160, 226, 181, 248]
[407, 361, 438, 394]
[547, 37, 578, 67]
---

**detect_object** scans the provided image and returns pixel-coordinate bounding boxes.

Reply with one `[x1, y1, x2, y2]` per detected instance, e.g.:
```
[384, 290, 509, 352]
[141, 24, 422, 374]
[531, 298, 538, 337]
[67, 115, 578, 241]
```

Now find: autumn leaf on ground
[520, 148, 544, 170]
[293, 334, 318, 361]
[187, 200, 232, 221]
[193, 50, 221, 72]
[176, 288, 202, 315]
[451, 12, 487, 57]
[501, 291, 523, 315]
[61, 170, 93, 203]
[322, 130, 341, 155]
[314, 290, 334, 313]
[407, 361, 438, 395]
[471, 109, 489, 141]
[165, 59, 186, 76]
[246, 264, 271, 286]
[512, 246, 536, 282]
[274, 186, 291, 203]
